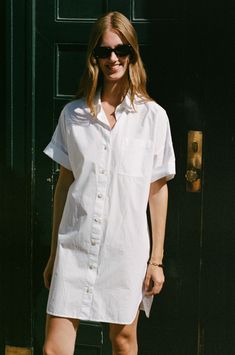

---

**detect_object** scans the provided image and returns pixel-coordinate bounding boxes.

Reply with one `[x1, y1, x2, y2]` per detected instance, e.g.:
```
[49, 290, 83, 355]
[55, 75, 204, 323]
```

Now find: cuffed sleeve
[44, 109, 72, 170]
[151, 110, 176, 182]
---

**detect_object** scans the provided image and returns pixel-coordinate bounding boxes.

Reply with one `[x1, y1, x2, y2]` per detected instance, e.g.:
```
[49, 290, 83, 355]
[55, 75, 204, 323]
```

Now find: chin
[106, 72, 126, 81]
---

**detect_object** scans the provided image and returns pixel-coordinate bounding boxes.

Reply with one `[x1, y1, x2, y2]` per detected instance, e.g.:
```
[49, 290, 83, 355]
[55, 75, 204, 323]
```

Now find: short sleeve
[43, 108, 72, 170]
[151, 109, 176, 182]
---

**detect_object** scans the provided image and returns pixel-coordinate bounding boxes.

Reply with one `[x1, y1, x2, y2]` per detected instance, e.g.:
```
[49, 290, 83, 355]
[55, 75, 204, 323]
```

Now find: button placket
[81, 131, 111, 318]
[92, 134, 110, 228]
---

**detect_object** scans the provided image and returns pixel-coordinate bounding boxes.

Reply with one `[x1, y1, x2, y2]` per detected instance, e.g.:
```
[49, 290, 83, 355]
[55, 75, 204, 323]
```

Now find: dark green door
[3, 0, 235, 354]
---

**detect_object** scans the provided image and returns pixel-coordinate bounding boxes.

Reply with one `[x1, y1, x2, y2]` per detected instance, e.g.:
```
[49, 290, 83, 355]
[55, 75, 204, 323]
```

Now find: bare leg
[43, 315, 79, 355]
[109, 311, 139, 355]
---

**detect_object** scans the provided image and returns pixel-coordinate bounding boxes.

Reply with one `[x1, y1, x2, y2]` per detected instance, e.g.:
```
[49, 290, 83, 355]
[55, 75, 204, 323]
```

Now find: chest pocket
[118, 138, 153, 178]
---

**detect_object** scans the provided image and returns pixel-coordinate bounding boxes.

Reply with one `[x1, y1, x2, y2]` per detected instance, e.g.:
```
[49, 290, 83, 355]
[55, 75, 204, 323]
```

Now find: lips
[107, 64, 121, 73]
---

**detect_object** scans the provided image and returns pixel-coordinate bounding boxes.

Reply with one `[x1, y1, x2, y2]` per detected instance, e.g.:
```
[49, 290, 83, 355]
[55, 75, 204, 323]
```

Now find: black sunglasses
[93, 44, 132, 59]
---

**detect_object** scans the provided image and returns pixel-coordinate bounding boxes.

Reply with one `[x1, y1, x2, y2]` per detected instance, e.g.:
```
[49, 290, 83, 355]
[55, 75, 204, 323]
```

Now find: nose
[109, 50, 118, 61]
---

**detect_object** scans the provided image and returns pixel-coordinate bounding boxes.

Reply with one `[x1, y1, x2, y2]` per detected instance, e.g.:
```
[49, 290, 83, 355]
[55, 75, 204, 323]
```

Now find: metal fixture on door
[185, 131, 203, 192]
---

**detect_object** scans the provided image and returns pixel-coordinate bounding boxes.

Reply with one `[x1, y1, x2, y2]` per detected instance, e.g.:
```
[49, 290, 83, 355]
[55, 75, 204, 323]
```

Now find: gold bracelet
[148, 261, 164, 268]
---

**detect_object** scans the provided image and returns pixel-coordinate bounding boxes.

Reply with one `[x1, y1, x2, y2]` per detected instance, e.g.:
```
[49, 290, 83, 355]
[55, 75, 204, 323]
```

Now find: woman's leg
[43, 315, 79, 355]
[109, 311, 139, 355]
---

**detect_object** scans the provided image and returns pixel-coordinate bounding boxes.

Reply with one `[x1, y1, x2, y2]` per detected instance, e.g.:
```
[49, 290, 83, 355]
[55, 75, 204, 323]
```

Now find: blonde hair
[77, 11, 152, 115]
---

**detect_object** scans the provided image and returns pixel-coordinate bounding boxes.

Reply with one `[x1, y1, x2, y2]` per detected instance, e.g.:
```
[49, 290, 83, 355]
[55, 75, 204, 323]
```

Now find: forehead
[100, 30, 127, 46]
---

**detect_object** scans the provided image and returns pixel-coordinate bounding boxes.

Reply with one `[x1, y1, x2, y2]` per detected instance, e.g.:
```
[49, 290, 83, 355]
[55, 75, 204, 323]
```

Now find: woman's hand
[144, 264, 165, 296]
[43, 257, 55, 289]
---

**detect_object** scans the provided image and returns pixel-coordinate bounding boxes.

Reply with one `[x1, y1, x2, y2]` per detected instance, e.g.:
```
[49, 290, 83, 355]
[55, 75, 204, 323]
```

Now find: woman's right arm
[43, 165, 74, 289]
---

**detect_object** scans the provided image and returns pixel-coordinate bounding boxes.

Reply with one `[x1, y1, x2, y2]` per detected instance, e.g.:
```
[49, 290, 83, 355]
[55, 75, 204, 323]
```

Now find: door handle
[185, 131, 203, 192]
[185, 167, 199, 183]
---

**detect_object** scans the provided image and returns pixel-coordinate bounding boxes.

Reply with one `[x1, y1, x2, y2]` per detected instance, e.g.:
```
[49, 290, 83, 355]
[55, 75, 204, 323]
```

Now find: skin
[43, 29, 168, 355]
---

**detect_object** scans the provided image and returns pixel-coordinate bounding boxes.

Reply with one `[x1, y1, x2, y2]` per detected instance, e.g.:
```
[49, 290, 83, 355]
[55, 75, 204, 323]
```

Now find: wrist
[149, 255, 163, 264]
[148, 260, 164, 268]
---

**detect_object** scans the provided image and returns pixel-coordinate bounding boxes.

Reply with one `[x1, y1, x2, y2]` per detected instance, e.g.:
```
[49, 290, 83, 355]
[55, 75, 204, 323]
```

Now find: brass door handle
[186, 131, 203, 192]
[185, 168, 199, 183]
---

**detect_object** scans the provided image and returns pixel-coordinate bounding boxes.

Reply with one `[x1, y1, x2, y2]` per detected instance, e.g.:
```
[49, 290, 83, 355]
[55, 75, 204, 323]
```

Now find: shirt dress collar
[94, 89, 135, 126]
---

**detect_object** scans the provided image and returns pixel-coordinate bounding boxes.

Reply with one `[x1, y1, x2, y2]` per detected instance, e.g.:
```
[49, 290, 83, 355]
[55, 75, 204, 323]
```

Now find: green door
[3, 0, 235, 354]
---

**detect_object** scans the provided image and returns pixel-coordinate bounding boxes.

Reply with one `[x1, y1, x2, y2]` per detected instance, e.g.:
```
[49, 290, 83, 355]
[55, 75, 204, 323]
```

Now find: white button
[97, 193, 103, 198]
[94, 217, 101, 223]
[89, 264, 95, 270]
[91, 239, 96, 246]
[86, 287, 90, 293]
[104, 145, 107, 150]
[99, 169, 105, 174]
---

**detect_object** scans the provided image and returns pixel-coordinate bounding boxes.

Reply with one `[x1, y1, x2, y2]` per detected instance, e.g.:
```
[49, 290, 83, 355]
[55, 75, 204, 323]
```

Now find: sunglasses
[93, 44, 132, 59]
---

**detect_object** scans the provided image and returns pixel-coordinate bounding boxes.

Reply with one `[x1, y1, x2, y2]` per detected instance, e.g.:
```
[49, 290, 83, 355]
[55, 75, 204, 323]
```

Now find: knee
[43, 341, 56, 355]
[111, 335, 131, 353]
[43, 339, 76, 355]
[110, 330, 137, 354]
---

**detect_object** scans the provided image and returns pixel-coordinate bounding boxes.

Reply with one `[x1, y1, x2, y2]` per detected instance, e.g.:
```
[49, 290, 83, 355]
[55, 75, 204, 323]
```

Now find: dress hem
[46, 299, 151, 325]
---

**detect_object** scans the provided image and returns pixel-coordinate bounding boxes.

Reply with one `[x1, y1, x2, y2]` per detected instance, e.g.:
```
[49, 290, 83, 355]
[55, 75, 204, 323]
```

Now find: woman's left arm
[144, 177, 168, 296]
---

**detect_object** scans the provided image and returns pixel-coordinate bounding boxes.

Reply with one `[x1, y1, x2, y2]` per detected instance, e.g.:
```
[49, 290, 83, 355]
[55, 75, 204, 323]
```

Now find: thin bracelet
[148, 261, 164, 268]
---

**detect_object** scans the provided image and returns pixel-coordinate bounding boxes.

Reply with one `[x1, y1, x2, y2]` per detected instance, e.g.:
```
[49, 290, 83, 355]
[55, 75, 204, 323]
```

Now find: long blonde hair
[77, 11, 152, 115]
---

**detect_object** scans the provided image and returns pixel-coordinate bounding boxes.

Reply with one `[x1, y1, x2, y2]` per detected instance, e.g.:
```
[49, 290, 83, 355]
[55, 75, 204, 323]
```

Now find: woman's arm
[43, 165, 74, 289]
[144, 177, 168, 296]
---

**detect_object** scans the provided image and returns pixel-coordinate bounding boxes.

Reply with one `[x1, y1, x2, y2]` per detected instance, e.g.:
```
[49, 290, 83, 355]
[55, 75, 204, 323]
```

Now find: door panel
[57, 0, 105, 19]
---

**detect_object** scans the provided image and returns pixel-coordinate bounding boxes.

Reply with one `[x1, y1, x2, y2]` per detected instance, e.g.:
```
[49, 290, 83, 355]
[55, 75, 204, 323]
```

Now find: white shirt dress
[44, 93, 175, 324]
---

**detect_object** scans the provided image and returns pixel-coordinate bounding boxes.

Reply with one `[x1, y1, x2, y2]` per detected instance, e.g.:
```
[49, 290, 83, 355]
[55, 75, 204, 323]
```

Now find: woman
[43, 11, 175, 355]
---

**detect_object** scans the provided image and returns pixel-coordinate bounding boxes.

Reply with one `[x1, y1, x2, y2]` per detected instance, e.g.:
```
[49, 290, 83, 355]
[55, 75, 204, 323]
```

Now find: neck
[102, 80, 129, 107]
